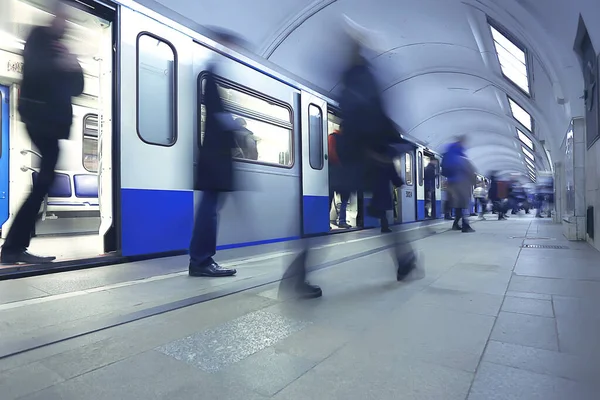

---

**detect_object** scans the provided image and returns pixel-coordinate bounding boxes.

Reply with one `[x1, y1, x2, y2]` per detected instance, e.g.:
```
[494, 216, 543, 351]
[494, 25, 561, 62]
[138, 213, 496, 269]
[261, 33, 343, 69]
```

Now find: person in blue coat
[441, 136, 476, 232]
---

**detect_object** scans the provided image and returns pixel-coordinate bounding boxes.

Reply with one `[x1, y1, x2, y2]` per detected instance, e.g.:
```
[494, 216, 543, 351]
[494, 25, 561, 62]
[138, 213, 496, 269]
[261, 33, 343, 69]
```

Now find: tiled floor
[1, 215, 600, 399]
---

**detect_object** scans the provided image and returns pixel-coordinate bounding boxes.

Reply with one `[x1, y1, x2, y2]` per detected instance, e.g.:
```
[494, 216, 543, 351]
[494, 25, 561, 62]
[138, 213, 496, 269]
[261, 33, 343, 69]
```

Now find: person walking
[1, 1, 84, 264]
[441, 136, 476, 233]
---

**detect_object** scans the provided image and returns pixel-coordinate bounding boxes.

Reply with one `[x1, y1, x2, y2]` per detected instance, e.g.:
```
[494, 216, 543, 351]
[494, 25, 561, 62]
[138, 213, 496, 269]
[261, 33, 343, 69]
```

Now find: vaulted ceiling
[152, 0, 594, 182]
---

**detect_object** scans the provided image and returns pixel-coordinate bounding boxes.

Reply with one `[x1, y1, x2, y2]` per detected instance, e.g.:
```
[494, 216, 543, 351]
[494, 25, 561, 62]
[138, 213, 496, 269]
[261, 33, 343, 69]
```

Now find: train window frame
[82, 113, 99, 173]
[417, 151, 423, 186]
[136, 32, 178, 147]
[308, 104, 324, 170]
[197, 72, 295, 169]
[404, 153, 413, 186]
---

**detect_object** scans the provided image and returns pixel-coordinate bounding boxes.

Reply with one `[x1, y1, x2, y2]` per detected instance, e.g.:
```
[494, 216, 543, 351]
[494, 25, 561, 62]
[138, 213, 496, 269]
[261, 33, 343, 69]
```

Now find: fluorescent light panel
[509, 98, 533, 131]
[522, 146, 534, 160]
[490, 25, 530, 94]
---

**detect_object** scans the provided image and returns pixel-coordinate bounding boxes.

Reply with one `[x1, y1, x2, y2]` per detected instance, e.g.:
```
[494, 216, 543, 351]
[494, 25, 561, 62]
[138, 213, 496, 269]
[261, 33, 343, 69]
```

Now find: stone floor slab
[501, 296, 554, 317]
[482, 340, 600, 384]
[0, 361, 64, 400]
[366, 304, 496, 372]
[505, 291, 552, 301]
[468, 362, 598, 400]
[430, 263, 512, 296]
[404, 286, 504, 316]
[18, 350, 269, 400]
[509, 275, 600, 299]
[213, 347, 317, 397]
[490, 311, 558, 351]
[273, 344, 474, 400]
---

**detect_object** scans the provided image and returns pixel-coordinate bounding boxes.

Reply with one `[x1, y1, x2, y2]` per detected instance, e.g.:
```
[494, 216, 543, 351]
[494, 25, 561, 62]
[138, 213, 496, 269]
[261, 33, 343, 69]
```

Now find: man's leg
[189, 191, 236, 277]
[1, 134, 59, 264]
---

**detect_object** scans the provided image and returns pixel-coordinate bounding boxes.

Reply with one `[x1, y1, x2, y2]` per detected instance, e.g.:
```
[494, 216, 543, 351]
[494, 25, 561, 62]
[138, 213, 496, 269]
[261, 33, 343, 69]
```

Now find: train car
[0, 0, 445, 269]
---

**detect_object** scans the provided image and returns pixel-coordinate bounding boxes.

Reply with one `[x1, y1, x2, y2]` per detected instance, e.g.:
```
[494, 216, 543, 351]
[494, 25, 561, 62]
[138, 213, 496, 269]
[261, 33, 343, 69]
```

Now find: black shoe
[189, 262, 236, 277]
[381, 227, 392, 233]
[295, 281, 322, 298]
[338, 223, 352, 229]
[462, 225, 475, 233]
[397, 255, 416, 281]
[452, 223, 462, 231]
[0, 250, 56, 264]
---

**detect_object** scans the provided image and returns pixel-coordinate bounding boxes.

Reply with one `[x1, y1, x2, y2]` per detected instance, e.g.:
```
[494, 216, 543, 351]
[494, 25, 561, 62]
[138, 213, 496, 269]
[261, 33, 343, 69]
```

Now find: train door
[0, 0, 115, 265]
[416, 149, 425, 220]
[300, 91, 329, 235]
[396, 151, 416, 223]
[435, 158, 442, 218]
[0, 86, 8, 231]
[119, 7, 193, 256]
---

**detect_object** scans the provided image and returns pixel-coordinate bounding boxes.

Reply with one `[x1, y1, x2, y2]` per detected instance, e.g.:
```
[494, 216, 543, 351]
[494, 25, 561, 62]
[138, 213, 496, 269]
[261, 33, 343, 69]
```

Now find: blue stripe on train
[121, 188, 194, 257]
[436, 200, 442, 218]
[417, 199, 426, 220]
[362, 196, 380, 228]
[303, 195, 330, 235]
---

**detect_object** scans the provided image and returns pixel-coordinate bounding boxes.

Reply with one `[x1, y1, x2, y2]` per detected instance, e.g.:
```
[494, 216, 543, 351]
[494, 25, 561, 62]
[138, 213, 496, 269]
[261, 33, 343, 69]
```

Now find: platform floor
[1, 215, 600, 399]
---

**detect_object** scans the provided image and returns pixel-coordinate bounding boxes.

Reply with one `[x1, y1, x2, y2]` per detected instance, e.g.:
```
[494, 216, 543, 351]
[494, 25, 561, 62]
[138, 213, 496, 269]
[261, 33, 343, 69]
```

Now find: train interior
[422, 153, 439, 220]
[0, 0, 114, 265]
[327, 112, 360, 232]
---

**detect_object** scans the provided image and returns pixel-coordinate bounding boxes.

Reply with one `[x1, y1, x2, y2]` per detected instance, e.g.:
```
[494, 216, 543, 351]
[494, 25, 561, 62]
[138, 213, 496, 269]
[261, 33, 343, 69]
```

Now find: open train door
[0, 86, 8, 231]
[300, 91, 329, 235]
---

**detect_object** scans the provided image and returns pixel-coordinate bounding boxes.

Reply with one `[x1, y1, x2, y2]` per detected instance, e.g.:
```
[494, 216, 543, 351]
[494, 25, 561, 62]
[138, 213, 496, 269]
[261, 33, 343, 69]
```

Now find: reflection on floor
[0, 234, 102, 268]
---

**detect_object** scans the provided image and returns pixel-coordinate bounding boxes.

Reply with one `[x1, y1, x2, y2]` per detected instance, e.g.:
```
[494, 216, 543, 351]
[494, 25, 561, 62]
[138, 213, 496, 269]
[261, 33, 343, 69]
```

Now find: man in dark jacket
[189, 61, 238, 277]
[280, 21, 417, 298]
[1, 1, 84, 264]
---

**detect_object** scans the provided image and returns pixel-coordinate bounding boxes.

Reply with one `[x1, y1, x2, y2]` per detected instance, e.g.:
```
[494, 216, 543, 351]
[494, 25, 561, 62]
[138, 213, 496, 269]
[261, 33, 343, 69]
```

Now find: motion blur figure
[441, 135, 476, 233]
[280, 16, 418, 299]
[188, 29, 251, 278]
[1, 0, 84, 265]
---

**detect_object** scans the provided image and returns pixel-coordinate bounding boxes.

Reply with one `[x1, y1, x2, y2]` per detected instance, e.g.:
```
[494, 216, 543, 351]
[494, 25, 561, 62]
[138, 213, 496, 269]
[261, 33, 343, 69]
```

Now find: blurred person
[473, 182, 488, 220]
[188, 29, 250, 278]
[328, 128, 351, 229]
[1, 0, 84, 264]
[441, 136, 476, 233]
[232, 118, 258, 161]
[280, 16, 418, 298]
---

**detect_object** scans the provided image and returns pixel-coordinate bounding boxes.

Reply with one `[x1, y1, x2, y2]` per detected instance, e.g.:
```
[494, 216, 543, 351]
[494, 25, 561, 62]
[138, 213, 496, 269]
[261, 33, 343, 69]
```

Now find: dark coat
[19, 26, 84, 138]
[336, 60, 404, 194]
[195, 66, 237, 192]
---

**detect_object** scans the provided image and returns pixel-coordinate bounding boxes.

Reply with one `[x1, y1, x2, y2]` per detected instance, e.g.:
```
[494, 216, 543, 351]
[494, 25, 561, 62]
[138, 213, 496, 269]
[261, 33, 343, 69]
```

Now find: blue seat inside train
[32, 171, 72, 198]
[74, 174, 99, 198]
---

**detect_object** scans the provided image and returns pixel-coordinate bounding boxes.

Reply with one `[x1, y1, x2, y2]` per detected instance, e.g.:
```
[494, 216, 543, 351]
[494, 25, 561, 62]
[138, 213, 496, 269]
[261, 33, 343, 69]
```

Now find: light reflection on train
[0, 0, 459, 265]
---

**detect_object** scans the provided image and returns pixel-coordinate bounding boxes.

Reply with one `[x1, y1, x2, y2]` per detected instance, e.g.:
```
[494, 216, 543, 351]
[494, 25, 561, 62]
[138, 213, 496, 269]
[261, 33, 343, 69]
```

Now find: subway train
[0, 0, 450, 266]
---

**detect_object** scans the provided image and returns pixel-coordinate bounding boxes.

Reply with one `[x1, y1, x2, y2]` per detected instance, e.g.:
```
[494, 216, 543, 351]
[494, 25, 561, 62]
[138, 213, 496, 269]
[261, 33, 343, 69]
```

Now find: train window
[82, 114, 99, 173]
[328, 112, 341, 134]
[136, 33, 177, 146]
[404, 153, 413, 186]
[308, 104, 323, 170]
[199, 75, 293, 167]
[417, 151, 423, 186]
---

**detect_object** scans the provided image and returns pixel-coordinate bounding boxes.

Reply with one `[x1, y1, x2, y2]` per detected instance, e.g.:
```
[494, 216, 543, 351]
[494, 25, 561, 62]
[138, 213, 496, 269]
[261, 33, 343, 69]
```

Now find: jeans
[330, 190, 350, 224]
[189, 190, 224, 267]
[2, 130, 61, 253]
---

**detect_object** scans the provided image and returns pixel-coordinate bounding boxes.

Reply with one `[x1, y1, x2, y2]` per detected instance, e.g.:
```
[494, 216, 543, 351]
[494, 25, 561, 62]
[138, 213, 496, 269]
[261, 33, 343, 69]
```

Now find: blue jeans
[189, 191, 224, 267]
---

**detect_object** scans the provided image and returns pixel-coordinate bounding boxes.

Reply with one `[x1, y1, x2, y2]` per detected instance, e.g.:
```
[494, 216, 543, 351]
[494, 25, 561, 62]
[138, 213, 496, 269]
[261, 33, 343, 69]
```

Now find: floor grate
[522, 244, 570, 250]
